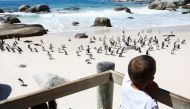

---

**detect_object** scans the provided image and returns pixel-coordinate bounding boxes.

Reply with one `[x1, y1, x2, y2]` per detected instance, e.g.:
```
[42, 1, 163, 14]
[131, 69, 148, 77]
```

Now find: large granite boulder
[18, 5, 30, 12]
[114, 7, 132, 13]
[75, 33, 88, 38]
[0, 24, 47, 39]
[181, 3, 190, 9]
[148, 1, 177, 10]
[0, 9, 4, 13]
[2, 16, 21, 24]
[92, 17, 112, 27]
[26, 4, 50, 13]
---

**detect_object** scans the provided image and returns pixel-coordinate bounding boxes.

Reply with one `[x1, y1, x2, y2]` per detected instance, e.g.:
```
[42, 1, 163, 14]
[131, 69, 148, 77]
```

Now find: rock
[92, 17, 112, 27]
[166, 8, 176, 11]
[75, 33, 88, 38]
[0, 23, 47, 39]
[33, 73, 68, 89]
[182, 11, 190, 14]
[114, 7, 127, 11]
[0, 9, 4, 13]
[63, 7, 80, 11]
[113, 0, 127, 2]
[26, 4, 50, 13]
[165, 2, 178, 9]
[128, 17, 134, 19]
[2, 16, 21, 24]
[72, 22, 79, 26]
[18, 64, 27, 68]
[114, 7, 132, 13]
[148, 2, 160, 9]
[173, 1, 183, 7]
[182, 0, 190, 5]
[18, 5, 30, 12]
[125, 8, 132, 13]
[35, 4, 50, 12]
[26, 7, 36, 13]
[148, 1, 177, 10]
[182, 3, 190, 9]
[0, 17, 3, 22]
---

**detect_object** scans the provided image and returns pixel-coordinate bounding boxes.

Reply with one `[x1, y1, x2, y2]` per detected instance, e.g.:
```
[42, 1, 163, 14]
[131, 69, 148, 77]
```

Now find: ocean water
[0, 0, 190, 33]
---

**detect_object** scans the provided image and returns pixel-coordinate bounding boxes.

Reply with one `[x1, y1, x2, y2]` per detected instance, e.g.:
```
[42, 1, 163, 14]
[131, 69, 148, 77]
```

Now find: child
[120, 55, 159, 109]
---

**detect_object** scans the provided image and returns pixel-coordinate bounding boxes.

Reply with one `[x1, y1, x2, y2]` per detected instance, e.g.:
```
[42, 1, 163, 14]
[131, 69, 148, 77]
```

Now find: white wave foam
[130, 6, 170, 14]
[7, 7, 190, 33]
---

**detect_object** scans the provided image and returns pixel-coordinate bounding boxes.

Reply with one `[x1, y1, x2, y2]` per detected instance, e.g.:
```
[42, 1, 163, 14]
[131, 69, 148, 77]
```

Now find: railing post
[97, 62, 115, 109]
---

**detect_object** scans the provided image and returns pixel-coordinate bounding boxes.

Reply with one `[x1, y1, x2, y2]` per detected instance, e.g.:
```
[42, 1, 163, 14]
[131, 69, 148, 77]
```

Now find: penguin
[18, 78, 27, 86]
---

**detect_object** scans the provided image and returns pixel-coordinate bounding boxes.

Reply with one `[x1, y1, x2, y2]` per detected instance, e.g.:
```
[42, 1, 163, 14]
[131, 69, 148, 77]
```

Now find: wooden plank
[110, 70, 124, 85]
[158, 88, 190, 109]
[110, 70, 190, 109]
[0, 71, 112, 109]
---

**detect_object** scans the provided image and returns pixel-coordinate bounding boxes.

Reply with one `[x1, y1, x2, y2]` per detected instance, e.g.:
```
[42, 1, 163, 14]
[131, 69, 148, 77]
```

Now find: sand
[0, 25, 190, 109]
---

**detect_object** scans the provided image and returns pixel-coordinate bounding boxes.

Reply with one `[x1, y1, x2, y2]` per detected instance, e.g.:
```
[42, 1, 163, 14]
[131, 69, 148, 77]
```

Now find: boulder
[125, 8, 132, 13]
[35, 4, 50, 12]
[148, 1, 177, 10]
[0, 9, 4, 13]
[181, 3, 190, 9]
[114, 7, 127, 11]
[72, 22, 79, 26]
[26, 4, 50, 13]
[148, 2, 160, 9]
[182, 0, 190, 5]
[75, 33, 88, 38]
[114, 7, 132, 13]
[26, 7, 36, 13]
[182, 11, 190, 14]
[0, 23, 47, 39]
[173, 1, 183, 7]
[18, 5, 30, 12]
[2, 16, 21, 24]
[92, 17, 112, 27]
[165, 2, 178, 9]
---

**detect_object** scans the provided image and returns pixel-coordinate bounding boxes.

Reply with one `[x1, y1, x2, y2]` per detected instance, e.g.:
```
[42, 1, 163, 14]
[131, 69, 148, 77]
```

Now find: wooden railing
[111, 70, 190, 109]
[0, 62, 190, 109]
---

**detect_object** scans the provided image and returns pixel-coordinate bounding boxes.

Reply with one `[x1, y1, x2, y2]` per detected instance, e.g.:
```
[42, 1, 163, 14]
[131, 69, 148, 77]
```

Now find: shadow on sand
[0, 84, 12, 101]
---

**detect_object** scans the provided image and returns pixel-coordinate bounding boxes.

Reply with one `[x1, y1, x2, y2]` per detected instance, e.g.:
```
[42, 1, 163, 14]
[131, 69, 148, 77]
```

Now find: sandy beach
[0, 25, 190, 109]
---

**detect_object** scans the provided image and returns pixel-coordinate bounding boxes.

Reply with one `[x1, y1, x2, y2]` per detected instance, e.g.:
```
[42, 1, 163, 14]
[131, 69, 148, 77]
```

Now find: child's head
[128, 55, 156, 86]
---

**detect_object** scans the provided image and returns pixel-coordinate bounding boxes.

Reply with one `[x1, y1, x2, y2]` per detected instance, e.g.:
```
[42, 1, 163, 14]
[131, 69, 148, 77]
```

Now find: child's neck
[131, 83, 146, 91]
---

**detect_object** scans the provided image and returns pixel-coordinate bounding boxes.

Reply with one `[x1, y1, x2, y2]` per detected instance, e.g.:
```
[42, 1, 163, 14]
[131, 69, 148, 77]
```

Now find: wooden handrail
[0, 70, 190, 109]
[110, 70, 190, 109]
[0, 71, 111, 109]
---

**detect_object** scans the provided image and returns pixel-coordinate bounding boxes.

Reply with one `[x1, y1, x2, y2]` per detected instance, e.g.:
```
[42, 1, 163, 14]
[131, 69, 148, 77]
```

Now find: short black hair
[128, 55, 156, 85]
